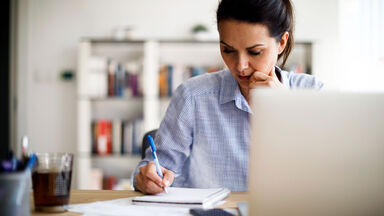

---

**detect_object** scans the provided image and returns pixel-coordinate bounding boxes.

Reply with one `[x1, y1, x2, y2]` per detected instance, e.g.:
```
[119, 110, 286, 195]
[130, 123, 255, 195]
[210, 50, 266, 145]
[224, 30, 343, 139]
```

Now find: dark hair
[217, 0, 294, 67]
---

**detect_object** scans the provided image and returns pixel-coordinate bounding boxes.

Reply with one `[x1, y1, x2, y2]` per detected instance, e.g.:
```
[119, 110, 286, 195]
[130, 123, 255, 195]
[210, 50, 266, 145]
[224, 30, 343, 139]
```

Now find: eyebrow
[220, 41, 235, 49]
[246, 43, 265, 49]
[220, 40, 265, 49]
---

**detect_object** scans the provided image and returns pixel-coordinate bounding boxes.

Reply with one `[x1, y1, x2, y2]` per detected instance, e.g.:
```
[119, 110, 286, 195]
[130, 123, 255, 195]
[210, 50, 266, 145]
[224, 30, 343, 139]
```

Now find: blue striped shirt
[133, 67, 324, 191]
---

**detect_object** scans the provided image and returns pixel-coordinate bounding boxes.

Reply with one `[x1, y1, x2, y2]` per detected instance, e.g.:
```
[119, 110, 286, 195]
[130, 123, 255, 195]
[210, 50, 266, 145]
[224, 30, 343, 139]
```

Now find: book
[131, 118, 144, 154]
[122, 121, 133, 154]
[112, 119, 122, 154]
[158, 64, 223, 98]
[91, 118, 144, 156]
[88, 57, 108, 98]
[132, 187, 231, 208]
[125, 61, 141, 97]
[107, 59, 116, 96]
[159, 65, 168, 97]
[115, 63, 125, 97]
[96, 120, 107, 154]
[167, 65, 173, 97]
[91, 121, 97, 154]
[105, 59, 142, 98]
[96, 120, 112, 155]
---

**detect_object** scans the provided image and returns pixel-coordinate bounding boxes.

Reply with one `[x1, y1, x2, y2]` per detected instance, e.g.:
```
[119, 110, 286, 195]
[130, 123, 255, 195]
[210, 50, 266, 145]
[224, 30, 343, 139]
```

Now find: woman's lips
[238, 75, 251, 81]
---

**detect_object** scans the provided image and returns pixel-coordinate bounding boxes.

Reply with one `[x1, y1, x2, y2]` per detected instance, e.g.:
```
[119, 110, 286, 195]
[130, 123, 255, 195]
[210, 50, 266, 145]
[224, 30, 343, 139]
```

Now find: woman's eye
[249, 50, 261, 56]
[223, 49, 235, 54]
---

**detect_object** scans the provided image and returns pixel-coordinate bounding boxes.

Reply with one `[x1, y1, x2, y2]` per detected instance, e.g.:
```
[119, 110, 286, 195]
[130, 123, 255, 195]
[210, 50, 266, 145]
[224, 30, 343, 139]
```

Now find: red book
[97, 120, 112, 155]
[106, 121, 112, 154]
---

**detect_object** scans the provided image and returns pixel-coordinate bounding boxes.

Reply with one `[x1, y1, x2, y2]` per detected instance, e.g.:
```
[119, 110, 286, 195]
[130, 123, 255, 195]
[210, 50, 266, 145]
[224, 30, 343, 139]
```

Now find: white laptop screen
[248, 90, 384, 216]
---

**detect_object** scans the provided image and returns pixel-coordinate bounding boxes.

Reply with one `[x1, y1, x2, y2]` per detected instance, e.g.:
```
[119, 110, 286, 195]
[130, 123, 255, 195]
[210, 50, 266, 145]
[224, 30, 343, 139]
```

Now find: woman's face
[218, 19, 287, 91]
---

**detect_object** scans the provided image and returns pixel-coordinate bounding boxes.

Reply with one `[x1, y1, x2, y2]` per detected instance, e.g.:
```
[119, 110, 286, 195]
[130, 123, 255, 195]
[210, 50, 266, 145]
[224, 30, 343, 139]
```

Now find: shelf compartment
[90, 98, 143, 120]
[91, 154, 141, 179]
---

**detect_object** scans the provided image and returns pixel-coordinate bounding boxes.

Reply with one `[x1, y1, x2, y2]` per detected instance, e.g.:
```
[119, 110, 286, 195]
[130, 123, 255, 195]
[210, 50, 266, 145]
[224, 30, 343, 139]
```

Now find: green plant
[192, 24, 208, 33]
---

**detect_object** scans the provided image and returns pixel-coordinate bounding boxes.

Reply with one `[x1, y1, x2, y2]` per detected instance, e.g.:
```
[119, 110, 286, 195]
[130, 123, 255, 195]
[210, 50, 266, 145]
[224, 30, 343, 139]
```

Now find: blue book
[167, 65, 173, 97]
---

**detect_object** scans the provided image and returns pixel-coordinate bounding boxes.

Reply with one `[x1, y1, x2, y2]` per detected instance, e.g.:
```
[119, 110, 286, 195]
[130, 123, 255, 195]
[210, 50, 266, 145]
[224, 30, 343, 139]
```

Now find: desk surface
[31, 190, 248, 216]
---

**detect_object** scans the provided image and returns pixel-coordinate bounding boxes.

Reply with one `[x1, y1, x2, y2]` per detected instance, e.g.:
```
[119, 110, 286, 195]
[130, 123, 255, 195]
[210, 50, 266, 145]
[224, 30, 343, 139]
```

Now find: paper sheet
[68, 197, 190, 216]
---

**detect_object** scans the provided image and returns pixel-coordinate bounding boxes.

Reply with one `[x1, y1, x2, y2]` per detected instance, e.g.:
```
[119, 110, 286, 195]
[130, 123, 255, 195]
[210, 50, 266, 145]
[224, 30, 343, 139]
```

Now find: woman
[134, 0, 323, 194]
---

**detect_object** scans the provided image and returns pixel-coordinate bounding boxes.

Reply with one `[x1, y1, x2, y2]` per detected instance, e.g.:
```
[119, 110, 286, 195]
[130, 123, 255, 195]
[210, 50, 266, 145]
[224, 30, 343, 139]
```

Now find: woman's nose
[236, 54, 249, 73]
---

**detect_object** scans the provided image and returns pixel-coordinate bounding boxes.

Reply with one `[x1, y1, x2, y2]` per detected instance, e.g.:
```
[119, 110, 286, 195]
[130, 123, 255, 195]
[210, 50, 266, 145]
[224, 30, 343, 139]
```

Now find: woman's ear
[278, 31, 289, 54]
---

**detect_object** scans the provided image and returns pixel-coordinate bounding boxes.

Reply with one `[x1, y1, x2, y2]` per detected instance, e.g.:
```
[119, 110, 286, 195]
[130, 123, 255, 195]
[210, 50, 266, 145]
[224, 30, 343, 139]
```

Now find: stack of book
[87, 57, 142, 98]
[91, 118, 144, 155]
[158, 64, 222, 98]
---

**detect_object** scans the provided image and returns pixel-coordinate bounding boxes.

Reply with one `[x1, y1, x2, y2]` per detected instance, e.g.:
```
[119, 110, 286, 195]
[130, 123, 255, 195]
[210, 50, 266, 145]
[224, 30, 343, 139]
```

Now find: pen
[147, 135, 168, 193]
[25, 154, 37, 172]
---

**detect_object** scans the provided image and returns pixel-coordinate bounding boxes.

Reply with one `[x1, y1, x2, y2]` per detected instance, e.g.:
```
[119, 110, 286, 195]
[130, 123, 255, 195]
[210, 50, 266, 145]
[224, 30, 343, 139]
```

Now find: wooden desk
[31, 190, 248, 216]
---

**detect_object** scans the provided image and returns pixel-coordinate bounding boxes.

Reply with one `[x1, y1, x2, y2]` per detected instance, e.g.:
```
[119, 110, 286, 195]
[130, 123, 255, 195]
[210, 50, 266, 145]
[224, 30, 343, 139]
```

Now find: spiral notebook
[132, 187, 231, 208]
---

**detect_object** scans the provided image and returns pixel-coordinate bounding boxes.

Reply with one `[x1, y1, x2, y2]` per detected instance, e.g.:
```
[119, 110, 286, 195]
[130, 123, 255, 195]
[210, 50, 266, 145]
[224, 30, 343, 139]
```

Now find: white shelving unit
[76, 39, 223, 189]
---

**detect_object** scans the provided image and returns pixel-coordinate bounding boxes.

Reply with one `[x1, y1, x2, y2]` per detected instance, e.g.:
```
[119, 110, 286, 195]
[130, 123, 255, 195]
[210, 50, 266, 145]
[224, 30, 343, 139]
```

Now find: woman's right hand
[135, 162, 175, 194]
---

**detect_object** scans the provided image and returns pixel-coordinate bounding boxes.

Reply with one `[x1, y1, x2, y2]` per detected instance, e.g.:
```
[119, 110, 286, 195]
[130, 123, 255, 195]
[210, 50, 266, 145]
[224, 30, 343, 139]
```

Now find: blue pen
[25, 154, 37, 171]
[147, 135, 168, 193]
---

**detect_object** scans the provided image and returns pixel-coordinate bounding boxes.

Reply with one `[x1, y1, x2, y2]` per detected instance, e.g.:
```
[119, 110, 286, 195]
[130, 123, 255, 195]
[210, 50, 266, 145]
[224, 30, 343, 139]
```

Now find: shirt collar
[219, 69, 242, 105]
[219, 70, 253, 113]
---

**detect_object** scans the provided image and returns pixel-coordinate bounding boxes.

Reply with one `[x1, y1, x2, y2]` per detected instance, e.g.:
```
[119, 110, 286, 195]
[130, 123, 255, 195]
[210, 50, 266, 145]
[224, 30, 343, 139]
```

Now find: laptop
[248, 90, 384, 216]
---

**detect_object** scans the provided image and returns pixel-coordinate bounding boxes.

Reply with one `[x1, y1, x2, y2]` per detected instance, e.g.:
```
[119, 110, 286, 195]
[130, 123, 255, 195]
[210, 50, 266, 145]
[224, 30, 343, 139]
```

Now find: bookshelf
[76, 38, 313, 189]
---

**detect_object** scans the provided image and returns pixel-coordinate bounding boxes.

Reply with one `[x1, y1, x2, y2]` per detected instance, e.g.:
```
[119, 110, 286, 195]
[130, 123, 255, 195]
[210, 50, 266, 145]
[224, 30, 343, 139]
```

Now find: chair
[141, 129, 158, 159]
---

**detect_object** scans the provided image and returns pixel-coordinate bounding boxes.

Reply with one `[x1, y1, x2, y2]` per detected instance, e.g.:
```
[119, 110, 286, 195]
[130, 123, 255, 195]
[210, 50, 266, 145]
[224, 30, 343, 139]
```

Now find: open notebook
[132, 187, 231, 208]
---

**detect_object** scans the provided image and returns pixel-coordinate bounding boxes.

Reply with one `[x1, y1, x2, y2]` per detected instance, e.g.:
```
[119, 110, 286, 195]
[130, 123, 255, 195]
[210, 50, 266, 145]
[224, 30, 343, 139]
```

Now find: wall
[16, 0, 341, 172]
[338, 0, 384, 92]
[293, 0, 341, 88]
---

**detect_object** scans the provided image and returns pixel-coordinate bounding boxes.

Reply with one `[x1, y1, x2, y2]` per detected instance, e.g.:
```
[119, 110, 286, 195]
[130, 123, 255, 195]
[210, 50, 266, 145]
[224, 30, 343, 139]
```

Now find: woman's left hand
[249, 67, 286, 89]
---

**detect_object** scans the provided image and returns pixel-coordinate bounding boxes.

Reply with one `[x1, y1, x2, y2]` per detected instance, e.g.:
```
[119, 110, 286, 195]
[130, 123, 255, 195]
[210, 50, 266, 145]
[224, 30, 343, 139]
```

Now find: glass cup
[32, 153, 74, 212]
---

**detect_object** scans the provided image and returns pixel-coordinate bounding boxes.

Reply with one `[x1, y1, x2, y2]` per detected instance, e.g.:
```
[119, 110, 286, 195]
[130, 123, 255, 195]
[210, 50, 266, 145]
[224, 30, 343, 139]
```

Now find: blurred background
[1, 0, 383, 189]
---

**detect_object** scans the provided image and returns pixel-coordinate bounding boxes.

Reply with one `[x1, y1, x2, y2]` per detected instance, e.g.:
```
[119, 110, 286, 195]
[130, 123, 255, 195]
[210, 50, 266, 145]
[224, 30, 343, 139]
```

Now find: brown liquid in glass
[32, 170, 72, 207]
